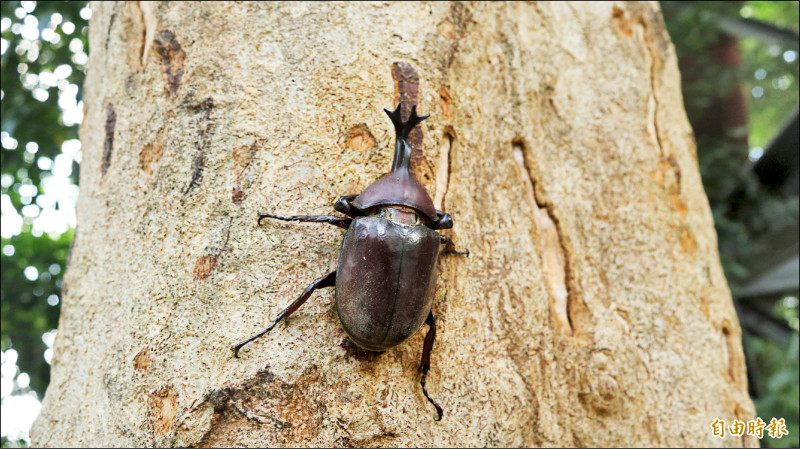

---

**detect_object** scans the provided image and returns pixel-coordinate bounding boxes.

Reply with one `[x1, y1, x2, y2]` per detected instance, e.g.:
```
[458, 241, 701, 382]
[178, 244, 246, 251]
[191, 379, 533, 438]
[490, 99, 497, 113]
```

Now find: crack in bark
[137, 1, 157, 65]
[721, 321, 738, 384]
[434, 85, 455, 211]
[232, 139, 263, 205]
[638, 13, 690, 220]
[639, 17, 666, 158]
[153, 30, 186, 96]
[185, 152, 205, 195]
[102, 103, 116, 176]
[434, 128, 454, 211]
[513, 139, 576, 335]
[104, 11, 116, 51]
[183, 97, 214, 195]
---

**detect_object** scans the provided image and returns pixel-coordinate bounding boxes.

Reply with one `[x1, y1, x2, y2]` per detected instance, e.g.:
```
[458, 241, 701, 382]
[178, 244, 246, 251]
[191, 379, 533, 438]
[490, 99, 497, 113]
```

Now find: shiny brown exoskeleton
[233, 104, 468, 420]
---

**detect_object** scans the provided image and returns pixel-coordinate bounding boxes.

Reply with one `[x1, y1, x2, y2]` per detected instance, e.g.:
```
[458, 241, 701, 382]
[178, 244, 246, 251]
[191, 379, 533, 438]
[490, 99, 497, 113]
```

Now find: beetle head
[351, 105, 438, 223]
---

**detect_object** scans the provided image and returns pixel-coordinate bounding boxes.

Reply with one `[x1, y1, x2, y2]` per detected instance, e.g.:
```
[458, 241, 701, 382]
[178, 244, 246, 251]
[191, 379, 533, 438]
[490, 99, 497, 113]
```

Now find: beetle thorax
[374, 206, 420, 226]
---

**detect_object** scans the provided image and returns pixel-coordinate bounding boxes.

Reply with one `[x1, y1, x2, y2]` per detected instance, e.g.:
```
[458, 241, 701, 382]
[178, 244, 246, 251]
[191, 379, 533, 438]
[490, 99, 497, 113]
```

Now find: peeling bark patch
[721, 322, 738, 384]
[149, 386, 178, 437]
[611, 7, 633, 38]
[699, 295, 710, 320]
[652, 157, 687, 217]
[438, 19, 456, 39]
[679, 226, 696, 254]
[139, 131, 164, 174]
[658, 157, 681, 188]
[102, 103, 116, 176]
[670, 193, 688, 217]
[513, 140, 575, 335]
[193, 231, 229, 279]
[232, 186, 244, 205]
[193, 255, 219, 280]
[392, 62, 420, 122]
[153, 30, 186, 96]
[666, 156, 686, 216]
[438, 86, 454, 122]
[346, 124, 376, 153]
[391, 62, 430, 180]
[134, 348, 151, 372]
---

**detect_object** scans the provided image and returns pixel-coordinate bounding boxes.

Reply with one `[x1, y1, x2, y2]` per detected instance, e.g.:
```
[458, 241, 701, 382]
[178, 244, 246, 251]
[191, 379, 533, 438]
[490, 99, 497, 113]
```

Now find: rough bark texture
[33, 2, 755, 447]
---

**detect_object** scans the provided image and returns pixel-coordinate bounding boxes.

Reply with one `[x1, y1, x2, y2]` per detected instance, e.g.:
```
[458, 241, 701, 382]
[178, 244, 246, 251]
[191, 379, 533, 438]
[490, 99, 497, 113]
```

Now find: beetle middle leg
[258, 213, 352, 230]
[439, 235, 469, 256]
[233, 270, 337, 358]
[420, 311, 444, 421]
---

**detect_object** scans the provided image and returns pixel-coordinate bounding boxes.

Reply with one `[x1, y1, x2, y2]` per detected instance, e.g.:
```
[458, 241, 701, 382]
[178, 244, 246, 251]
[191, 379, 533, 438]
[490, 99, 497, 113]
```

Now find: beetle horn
[385, 104, 429, 171]
[384, 104, 429, 141]
[397, 140, 414, 172]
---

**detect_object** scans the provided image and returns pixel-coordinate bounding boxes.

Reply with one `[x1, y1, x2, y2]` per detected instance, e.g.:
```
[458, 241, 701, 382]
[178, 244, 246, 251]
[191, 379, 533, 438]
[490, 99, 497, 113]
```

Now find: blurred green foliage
[0, 1, 797, 447]
[738, 2, 799, 148]
[1, 229, 72, 390]
[748, 328, 800, 447]
[1, 1, 86, 212]
[1, 1, 87, 446]
[664, 1, 799, 283]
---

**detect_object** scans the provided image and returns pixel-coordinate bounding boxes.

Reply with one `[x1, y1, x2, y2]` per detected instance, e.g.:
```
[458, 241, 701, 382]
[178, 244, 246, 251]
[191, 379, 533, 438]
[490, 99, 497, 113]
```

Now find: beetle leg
[420, 311, 444, 421]
[333, 194, 363, 218]
[439, 235, 470, 256]
[257, 213, 352, 230]
[428, 210, 454, 230]
[233, 270, 337, 357]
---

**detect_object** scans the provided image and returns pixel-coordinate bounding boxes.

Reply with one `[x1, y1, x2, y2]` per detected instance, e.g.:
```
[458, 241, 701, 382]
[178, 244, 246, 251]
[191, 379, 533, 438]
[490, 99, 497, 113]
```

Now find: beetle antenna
[385, 104, 429, 171]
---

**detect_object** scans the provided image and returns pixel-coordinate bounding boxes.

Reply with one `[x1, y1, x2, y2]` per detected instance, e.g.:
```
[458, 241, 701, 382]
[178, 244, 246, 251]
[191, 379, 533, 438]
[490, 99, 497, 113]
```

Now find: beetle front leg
[333, 194, 363, 218]
[233, 270, 337, 357]
[428, 210, 453, 230]
[258, 213, 352, 230]
[439, 235, 469, 256]
[420, 311, 444, 421]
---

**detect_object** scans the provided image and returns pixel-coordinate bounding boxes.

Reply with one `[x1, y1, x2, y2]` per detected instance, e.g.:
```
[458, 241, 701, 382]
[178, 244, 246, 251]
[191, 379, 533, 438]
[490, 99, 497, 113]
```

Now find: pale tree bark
[32, 2, 755, 447]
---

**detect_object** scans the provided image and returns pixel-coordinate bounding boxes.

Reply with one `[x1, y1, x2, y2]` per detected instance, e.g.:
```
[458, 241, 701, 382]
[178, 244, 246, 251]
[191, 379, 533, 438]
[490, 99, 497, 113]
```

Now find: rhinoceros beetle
[233, 104, 468, 421]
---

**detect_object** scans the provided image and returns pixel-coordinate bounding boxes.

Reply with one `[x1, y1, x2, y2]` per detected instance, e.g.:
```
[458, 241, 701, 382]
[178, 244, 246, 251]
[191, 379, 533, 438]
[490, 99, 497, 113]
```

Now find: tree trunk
[33, 2, 755, 447]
